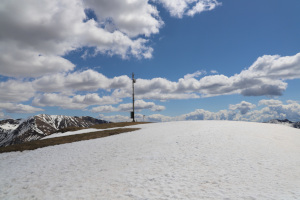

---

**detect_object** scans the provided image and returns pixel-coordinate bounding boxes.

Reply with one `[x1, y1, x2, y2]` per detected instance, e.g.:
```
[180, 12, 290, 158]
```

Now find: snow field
[0, 121, 299, 199]
[42, 127, 129, 139]
[42, 128, 111, 139]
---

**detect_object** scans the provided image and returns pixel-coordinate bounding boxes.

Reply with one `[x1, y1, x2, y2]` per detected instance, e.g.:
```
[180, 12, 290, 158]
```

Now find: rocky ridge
[0, 114, 108, 147]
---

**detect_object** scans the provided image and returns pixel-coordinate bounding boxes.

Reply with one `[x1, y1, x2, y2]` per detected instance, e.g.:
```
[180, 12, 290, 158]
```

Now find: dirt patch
[0, 128, 140, 153]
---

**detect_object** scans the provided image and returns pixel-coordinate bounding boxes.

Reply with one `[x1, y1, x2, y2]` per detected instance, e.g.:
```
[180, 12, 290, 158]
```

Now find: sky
[0, 0, 300, 122]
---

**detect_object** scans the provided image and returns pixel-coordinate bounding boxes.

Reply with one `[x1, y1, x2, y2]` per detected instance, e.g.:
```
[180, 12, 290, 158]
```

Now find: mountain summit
[0, 114, 108, 147]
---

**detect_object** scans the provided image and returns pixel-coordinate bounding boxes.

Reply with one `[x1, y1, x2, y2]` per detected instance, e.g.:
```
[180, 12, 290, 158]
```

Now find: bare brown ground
[0, 122, 149, 153]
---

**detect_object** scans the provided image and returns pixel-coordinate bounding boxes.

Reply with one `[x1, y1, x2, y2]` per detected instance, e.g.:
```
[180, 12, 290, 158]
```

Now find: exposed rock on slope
[0, 114, 108, 147]
[266, 119, 300, 129]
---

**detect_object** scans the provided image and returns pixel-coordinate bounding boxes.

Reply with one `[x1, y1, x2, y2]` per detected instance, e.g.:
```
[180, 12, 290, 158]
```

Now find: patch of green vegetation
[0, 128, 140, 154]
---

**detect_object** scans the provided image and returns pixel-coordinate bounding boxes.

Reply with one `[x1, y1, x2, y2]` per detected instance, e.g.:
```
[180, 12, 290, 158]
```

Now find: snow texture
[0, 121, 300, 200]
[0, 123, 19, 130]
[42, 128, 119, 139]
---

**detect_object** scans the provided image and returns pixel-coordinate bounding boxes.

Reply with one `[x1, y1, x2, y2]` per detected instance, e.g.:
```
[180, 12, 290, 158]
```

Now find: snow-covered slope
[0, 121, 299, 199]
[0, 114, 108, 147]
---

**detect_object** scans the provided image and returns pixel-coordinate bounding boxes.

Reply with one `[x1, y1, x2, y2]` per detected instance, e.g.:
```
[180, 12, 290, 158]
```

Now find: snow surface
[0, 123, 19, 130]
[42, 127, 122, 140]
[42, 128, 103, 139]
[0, 121, 300, 200]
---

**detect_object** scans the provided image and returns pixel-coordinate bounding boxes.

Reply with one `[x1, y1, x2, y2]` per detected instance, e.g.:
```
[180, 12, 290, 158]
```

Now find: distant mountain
[266, 119, 300, 129]
[293, 121, 300, 129]
[0, 114, 109, 147]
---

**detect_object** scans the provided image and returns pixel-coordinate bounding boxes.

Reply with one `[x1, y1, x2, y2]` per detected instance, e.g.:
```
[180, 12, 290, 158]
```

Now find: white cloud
[33, 70, 131, 93]
[1, 51, 300, 114]
[0, 103, 44, 113]
[73, 94, 121, 106]
[286, 100, 299, 104]
[0, 0, 160, 78]
[99, 114, 132, 123]
[181, 100, 300, 122]
[258, 99, 283, 106]
[92, 100, 165, 113]
[187, 0, 221, 16]
[93, 106, 119, 113]
[0, 80, 35, 102]
[31, 51, 299, 101]
[124, 77, 201, 100]
[155, 0, 221, 18]
[134, 52, 300, 98]
[246, 53, 300, 80]
[0, 45, 75, 78]
[229, 101, 256, 115]
[84, 0, 164, 37]
[32, 93, 121, 110]
[145, 114, 174, 122]
[183, 70, 206, 79]
[101, 100, 300, 123]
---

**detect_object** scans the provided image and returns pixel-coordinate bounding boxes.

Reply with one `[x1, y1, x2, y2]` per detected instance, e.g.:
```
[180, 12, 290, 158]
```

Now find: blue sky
[0, 0, 300, 122]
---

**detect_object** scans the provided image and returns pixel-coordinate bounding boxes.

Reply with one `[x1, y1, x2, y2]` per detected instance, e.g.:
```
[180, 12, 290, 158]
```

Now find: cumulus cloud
[101, 100, 300, 123]
[229, 101, 256, 115]
[186, 0, 221, 16]
[1, 51, 300, 115]
[183, 70, 206, 79]
[182, 100, 300, 122]
[33, 70, 131, 93]
[255, 100, 300, 122]
[122, 53, 300, 99]
[28, 52, 300, 102]
[258, 99, 283, 106]
[32, 93, 121, 110]
[0, 80, 35, 102]
[0, 103, 44, 113]
[1, 51, 299, 113]
[0, 45, 75, 78]
[92, 100, 165, 113]
[246, 53, 300, 80]
[0, 0, 162, 78]
[155, 0, 221, 18]
[99, 114, 133, 123]
[84, 0, 163, 37]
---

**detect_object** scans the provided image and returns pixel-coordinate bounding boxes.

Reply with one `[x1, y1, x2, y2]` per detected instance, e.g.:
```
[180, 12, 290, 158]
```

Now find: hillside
[0, 121, 299, 199]
[0, 114, 108, 147]
[266, 119, 300, 128]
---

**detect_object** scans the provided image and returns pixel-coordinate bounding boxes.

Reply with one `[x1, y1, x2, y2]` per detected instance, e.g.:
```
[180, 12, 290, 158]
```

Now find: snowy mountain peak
[266, 119, 299, 128]
[0, 119, 21, 131]
[0, 115, 108, 147]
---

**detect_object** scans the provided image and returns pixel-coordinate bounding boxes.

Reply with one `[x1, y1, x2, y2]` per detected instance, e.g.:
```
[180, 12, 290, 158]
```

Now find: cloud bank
[0, 52, 300, 116]
[101, 100, 300, 123]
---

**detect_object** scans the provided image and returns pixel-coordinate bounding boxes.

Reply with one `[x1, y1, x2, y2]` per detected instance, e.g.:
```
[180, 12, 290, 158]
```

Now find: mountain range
[266, 119, 300, 129]
[1, 115, 299, 148]
[0, 114, 108, 147]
